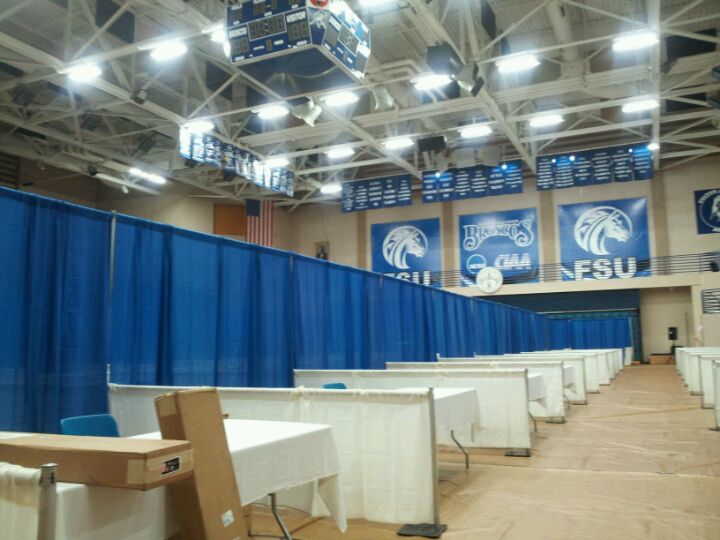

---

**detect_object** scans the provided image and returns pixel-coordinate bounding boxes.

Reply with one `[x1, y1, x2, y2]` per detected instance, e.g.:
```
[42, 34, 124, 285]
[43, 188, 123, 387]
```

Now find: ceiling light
[129, 167, 167, 185]
[210, 28, 227, 43]
[322, 90, 360, 107]
[265, 157, 290, 168]
[459, 124, 492, 139]
[149, 41, 188, 61]
[622, 98, 659, 113]
[412, 74, 453, 91]
[612, 31, 659, 52]
[383, 137, 414, 150]
[320, 182, 343, 194]
[647, 142, 660, 151]
[495, 53, 540, 74]
[67, 64, 102, 83]
[529, 114, 564, 128]
[325, 147, 355, 159]
[182, 120, 214, 133]
[255, 104, 290, 120]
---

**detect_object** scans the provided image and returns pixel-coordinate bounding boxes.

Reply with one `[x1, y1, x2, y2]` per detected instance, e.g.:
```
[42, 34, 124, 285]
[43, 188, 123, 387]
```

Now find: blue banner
[342, 174, 413, 213]
[695, 188, 720, 234]
[558, 197, 650, 281]
[179, 129, 294, 196]
[422, 160, 523, 203]
[459, 208, 539, 286]
[536, 144, 653, 191]
[371, 218, 441, 287]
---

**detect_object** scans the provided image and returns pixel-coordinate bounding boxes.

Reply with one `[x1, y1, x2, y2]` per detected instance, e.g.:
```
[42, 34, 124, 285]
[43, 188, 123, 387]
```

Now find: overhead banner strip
[422, 160, 524, 203]
[341, 174, 413, 213]
[179, 129, 295, 197]
[536, 143, 653, 191]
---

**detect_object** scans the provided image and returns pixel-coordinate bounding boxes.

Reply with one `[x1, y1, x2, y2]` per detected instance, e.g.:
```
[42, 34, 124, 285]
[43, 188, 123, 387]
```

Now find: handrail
[415, 251, 720, 288]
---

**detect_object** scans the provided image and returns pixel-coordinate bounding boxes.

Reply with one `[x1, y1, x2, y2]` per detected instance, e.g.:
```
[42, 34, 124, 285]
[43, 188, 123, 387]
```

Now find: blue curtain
[549, 317, 632, 350]
[0, 188, 551, 427]
[110, 216, 294, 388]
[0, 188, 110, 433]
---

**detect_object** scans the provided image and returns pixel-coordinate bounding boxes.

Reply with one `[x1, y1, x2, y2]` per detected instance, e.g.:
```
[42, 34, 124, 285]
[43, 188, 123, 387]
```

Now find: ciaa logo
[382, 226, 428, 270]
[461, 217, 535, 279]
[568, 205, 640, 280]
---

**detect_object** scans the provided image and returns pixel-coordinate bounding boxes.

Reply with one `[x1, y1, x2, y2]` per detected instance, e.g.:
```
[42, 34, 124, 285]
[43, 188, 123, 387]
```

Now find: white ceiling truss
[0, 0, 717, 207]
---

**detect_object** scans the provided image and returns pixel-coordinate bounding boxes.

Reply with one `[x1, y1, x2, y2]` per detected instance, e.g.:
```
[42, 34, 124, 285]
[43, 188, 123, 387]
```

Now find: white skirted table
[400, 387, 479, 469]
[1, 419, 346, 540]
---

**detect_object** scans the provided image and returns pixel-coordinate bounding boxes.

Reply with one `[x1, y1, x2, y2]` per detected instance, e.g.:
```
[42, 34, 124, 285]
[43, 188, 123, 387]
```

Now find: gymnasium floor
[251, 365, 720, 539]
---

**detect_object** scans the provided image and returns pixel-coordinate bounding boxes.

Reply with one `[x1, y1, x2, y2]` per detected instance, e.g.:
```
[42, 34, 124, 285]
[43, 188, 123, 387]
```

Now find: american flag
[246, 199, 274, 247]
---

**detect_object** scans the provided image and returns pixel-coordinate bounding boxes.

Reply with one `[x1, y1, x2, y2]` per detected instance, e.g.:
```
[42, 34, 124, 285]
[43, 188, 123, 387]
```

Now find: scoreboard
[226, 0, 371, 95]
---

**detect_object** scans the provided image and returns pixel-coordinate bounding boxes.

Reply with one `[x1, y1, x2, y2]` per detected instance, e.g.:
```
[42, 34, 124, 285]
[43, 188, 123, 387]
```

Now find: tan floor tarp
[251, 366, 720, 539]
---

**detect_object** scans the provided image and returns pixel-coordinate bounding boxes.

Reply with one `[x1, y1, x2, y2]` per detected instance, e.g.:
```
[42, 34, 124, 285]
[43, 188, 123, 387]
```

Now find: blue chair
[323, 383, 347, 390]
[60, 414, 120, 437]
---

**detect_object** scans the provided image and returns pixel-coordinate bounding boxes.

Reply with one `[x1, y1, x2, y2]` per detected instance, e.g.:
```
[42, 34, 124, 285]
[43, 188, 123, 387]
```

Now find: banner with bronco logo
[459, 208, 539, 286]
[371, 218, 441, 287]
[559, 197, 650, 281]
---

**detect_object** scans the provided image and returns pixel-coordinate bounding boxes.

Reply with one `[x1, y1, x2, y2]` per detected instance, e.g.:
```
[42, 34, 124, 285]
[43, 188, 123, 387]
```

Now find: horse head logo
[382, 226, 428, 270]
[574, 206, 632, 256]
[711, 195, 720, 223]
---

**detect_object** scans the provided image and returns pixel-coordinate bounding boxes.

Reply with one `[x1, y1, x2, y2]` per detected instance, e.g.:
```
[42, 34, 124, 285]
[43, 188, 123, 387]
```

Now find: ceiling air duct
[227, 0, 371, 97]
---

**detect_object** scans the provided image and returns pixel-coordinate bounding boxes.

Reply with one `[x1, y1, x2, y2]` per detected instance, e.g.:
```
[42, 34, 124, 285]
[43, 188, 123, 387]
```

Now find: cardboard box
[0, 434, 193, 490]
[155, 388, 249, 540]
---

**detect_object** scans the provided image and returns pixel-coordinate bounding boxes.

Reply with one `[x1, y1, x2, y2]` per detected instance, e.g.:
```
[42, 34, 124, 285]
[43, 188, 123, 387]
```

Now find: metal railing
[421, 251, 720, 288]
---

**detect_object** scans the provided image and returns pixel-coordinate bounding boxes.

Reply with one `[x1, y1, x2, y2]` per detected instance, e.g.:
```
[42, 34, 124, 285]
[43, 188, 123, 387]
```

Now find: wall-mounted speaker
[417, 135, 447, 153]
[668, 327, 678, 341]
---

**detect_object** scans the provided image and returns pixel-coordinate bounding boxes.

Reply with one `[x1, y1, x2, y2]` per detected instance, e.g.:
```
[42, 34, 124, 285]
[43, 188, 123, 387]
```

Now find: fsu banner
[459, 208, 539, 286]
[558, 197, 650, 281]
[371, 218, 442, 287]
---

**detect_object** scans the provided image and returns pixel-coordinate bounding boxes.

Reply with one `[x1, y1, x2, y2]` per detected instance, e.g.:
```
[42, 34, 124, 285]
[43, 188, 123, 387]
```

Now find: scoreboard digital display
[248, 13, 286, 40]
[226, 0, 371, 96]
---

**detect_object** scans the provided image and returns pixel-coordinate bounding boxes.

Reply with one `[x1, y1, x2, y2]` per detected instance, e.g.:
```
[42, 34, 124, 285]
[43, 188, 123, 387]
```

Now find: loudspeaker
[426, 44, 462, 78]
[710, 260, 719, 272]
[417, 135, 447, 153]
[668, 327, 678, 341]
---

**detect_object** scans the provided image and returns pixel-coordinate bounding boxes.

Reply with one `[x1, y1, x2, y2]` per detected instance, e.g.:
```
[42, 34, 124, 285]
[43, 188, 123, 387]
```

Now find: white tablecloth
[2, 419, 347, 539]
[527, 373, 546, 401]
[400, 388, 479, 437]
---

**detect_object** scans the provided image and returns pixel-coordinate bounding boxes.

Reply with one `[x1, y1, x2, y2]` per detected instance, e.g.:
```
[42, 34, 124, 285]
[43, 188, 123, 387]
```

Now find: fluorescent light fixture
[495, 53, 540, 74]
[325, 147, 355, 159]
[622, 98, 659, 113]
[459, 124, 492, 139]
[529, 114, 564, 128]
[612, 31, 659, 52]
[412, 74, 452, 91]
[255, 104, 290, 120]
[265, 156, 290, 168]
[320, 182, 343, 194]
[647, 142, 660, 151]
[182, 120, 214, 133]
[149, 41, 188, 61]
[67, 64, 102, 82]
[322, 90, 359, 107]
[383, 137, 414, 150]
[129, 167, 167, 185]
